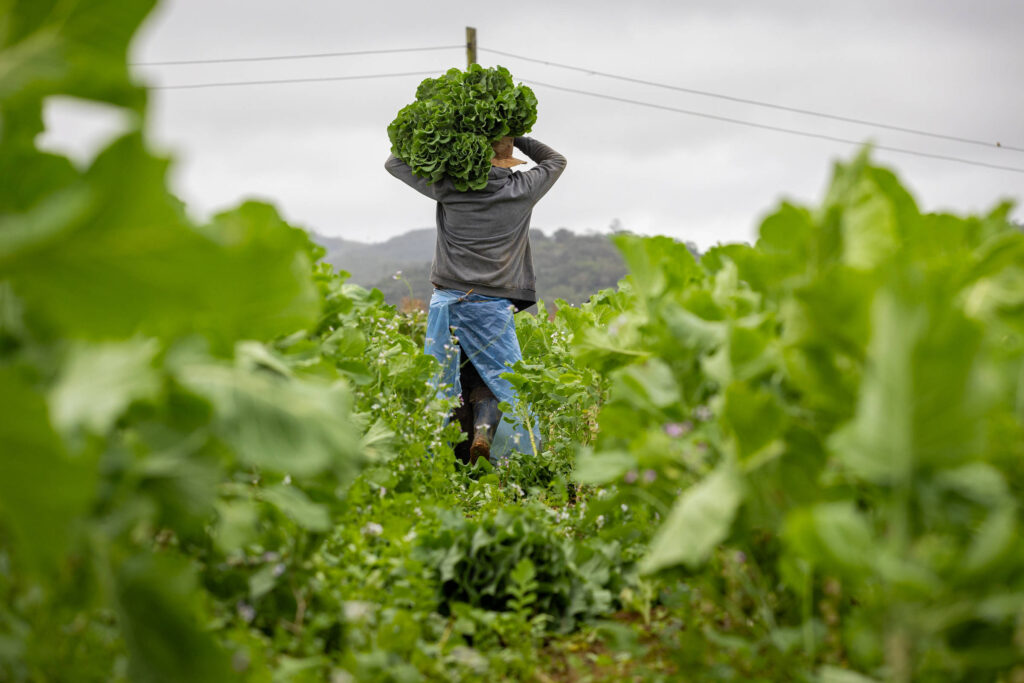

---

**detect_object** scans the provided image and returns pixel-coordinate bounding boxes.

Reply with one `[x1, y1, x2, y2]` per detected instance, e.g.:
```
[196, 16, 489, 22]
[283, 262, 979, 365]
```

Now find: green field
[2, 1, 1023, 681]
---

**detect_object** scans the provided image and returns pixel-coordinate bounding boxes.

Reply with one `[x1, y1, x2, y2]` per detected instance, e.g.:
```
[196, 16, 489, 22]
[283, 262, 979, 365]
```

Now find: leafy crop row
[567, 152, 1024, 680]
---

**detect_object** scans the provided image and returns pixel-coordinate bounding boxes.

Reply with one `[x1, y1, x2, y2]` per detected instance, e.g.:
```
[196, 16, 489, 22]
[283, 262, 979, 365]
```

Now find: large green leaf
[702, 319, 777, 386]
[961, 504, 1017, 578]
[573, 448, 634, 485]
[212, 499, 259, 555]
[758, 201, 814, 256]
[0, 0, 155, 122]
[613, 234, 699, 300]
[0, 367, 96, 571]
[721, 382, 786, 463]
[1, 135, 318, 344]
[783, 502, 874, 576]
[0, 145, 79, 212]
[174, 351, 363, 481]
[608, 359, 679, 411]
[823, 150, 920, 271]
[48, 337, 160, 436]
[115, 553, 236, 683]
[658, 304, 727, 351]
[831, 285, 985, 484]
[260, 484, 330, 532]
[640, 463, 743, 573]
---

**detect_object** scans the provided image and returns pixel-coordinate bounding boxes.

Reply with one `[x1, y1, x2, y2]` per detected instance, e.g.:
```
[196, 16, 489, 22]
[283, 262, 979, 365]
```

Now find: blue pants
[424, 289, 539, 458]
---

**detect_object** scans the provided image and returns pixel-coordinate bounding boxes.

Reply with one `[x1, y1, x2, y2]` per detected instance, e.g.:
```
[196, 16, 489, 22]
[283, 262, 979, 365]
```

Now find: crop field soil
[2, 1, 1024, 682]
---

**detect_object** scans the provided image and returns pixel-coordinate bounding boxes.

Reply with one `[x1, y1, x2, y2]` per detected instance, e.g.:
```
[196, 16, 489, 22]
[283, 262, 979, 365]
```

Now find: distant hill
[312, 228, 639, 310]
[316, 229, 435, 286]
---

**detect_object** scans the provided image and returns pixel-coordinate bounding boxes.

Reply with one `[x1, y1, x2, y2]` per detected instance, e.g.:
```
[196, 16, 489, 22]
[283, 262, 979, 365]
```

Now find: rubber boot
[451, 402, 474, 465]
[469, 397, 502, 465]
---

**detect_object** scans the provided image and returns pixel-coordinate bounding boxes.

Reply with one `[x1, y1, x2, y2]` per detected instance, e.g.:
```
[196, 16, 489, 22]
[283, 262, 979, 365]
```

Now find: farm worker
[385, 135, 567, 464]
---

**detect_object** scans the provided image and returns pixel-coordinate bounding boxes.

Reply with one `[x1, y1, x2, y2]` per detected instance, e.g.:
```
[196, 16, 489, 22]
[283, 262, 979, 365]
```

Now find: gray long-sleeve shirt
[385, 136, 566, 310]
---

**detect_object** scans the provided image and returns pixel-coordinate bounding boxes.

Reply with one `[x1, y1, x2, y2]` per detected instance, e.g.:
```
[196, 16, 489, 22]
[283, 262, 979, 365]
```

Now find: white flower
[361, 522, 383, 536]
[237, 601, 256, 623]
[596, 515, 605, 529]
[620, 503, 628, 513]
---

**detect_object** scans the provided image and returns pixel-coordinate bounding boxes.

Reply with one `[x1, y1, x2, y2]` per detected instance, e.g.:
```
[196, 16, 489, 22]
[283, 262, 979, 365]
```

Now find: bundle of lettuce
[387, 64, 538, 191]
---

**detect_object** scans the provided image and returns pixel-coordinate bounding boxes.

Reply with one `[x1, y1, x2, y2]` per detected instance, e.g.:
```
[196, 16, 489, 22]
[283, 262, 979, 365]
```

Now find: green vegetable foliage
[387, 64, 538, 191]
[4, 1, 1023, 680]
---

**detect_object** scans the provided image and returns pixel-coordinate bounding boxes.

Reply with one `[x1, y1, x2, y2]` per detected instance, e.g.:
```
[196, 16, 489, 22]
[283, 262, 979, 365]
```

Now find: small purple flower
[664, 421, 693, 438]
[735, 551, 747, 564]
[643, 469, 657, 484]
[624, 469, 638, 484]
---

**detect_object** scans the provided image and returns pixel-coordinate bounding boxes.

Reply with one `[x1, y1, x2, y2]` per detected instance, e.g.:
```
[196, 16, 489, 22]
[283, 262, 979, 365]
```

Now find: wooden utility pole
[466, 26, 477, 68]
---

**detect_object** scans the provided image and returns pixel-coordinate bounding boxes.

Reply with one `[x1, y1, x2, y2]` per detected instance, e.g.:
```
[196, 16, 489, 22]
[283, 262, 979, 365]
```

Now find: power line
[523, 79, 1024, 175]
[135, 42, 1022, 153]
[483, 47, 1024, 154]
[139, 52, 1023, 174]
[151, 70, 441, 90]
[133, 45, 462, 67]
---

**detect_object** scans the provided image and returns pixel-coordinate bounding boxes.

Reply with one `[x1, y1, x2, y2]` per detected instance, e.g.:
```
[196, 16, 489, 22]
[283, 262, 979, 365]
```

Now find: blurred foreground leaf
[640, 463, 742, 573]
[0, 367, 96, 572]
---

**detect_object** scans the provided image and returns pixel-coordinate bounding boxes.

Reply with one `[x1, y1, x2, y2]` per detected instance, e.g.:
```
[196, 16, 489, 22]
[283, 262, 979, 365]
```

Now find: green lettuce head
[388, 64, 538, 191]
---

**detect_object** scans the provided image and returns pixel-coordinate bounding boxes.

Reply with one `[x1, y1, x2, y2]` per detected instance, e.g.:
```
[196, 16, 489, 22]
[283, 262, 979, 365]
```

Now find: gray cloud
[42, 0, 1023, 246]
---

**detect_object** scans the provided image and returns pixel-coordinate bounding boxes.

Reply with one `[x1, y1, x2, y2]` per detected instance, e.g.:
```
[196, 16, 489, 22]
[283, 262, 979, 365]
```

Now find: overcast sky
[43, 0, 1024, 247]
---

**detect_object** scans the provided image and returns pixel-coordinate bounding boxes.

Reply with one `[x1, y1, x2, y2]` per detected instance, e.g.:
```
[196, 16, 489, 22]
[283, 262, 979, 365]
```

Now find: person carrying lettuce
[385, 134, 566, 464]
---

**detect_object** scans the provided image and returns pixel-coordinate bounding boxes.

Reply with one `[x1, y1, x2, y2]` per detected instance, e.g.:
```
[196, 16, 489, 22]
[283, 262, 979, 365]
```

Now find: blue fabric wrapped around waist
[424, 288, 540, 459]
